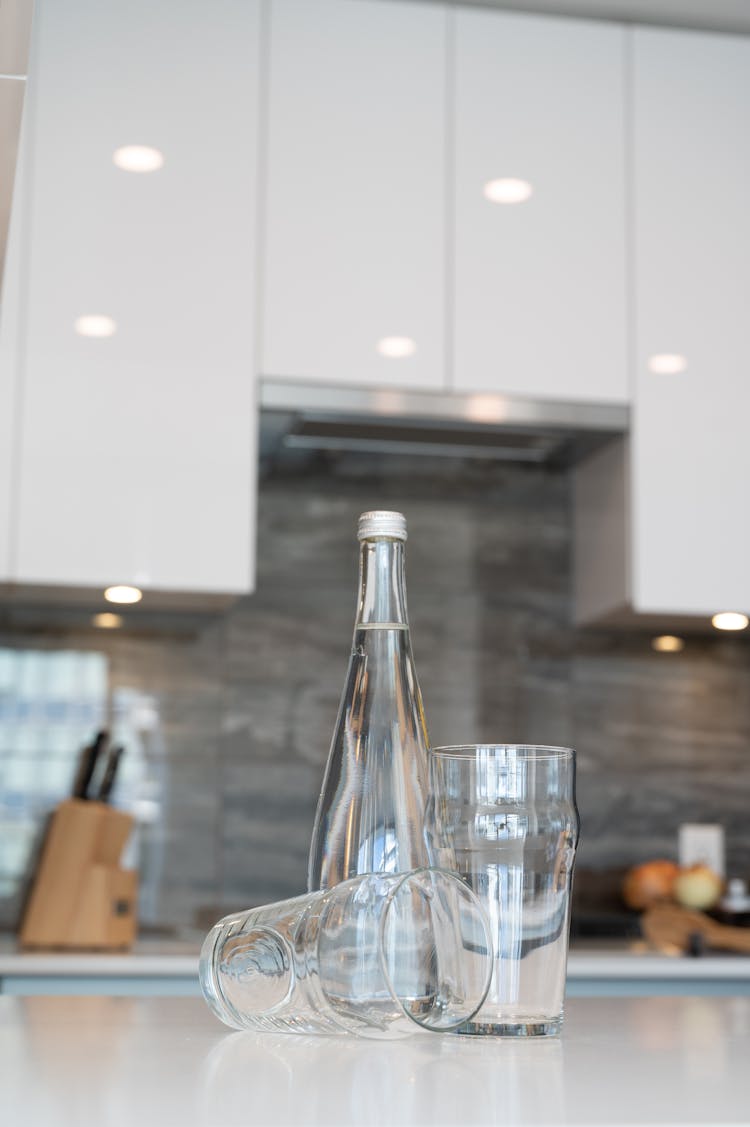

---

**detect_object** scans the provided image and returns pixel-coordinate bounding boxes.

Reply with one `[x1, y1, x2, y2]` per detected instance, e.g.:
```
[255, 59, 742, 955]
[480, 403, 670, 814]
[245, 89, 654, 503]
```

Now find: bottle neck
[356, 538, 409, 628]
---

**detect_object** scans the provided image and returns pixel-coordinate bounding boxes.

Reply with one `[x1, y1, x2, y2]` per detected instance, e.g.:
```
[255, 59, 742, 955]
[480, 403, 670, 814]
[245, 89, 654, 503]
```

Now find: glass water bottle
[308, 510, 431, 890]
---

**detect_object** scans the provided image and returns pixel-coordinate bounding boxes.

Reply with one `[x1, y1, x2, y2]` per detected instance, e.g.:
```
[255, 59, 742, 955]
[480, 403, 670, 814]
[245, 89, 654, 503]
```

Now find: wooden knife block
[19, 799, 137, 951]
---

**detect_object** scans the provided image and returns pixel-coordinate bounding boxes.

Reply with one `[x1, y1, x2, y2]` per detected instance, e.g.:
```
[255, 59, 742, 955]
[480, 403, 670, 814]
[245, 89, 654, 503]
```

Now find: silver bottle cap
[357, 510, 408, 541]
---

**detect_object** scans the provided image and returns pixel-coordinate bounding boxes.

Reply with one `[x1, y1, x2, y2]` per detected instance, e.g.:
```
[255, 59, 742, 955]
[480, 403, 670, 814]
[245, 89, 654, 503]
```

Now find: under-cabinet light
[104, 585, 142, 605]
[711, 612, 748, 632]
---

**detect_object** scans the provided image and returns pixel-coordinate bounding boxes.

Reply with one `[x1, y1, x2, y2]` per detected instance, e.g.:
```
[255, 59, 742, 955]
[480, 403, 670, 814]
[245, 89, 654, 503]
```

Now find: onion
[622, 860, 679, 910]
[673, 864, 723, 911]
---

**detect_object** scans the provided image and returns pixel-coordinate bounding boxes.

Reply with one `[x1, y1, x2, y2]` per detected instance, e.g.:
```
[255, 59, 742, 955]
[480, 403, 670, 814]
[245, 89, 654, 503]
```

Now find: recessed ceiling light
[648, 353, 687, 375]
[483, 178, 533, 204]
[113, 145, 164, 173]
[92, 612, 123, 629]
[651, 635, 685, 653]
[104, 585, 142, 605]
[377, 336, 416, 359]
[74, 315, 117, 338]
[711, 611, 749, 632]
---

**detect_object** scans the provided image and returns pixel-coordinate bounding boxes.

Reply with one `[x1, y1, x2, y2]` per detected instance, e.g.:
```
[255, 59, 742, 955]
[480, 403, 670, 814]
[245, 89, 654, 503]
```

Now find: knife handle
[97, 745, 124, 804]
[71, 730, 108, 800]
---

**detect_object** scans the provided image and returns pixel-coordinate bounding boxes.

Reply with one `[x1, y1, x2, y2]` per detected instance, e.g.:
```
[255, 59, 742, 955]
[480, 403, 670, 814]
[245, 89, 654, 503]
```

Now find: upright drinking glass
[426, 745, 579, 1037]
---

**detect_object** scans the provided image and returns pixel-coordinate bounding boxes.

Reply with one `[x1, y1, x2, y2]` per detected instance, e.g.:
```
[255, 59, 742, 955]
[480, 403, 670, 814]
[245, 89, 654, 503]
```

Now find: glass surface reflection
[199, 1026, 565, 1127]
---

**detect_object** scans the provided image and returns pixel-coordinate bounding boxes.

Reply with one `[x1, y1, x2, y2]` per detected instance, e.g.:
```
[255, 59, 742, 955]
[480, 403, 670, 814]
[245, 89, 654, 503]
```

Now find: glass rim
[430, 744, 575, 761]
[378, 868, 493, 1033]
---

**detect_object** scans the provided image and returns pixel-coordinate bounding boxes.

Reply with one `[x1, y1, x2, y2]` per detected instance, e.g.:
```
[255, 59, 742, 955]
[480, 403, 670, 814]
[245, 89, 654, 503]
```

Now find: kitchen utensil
[200, 868, 493, 1039]
[71, 730, 108, 800]
[18, 798, 136, 950]
[97, 746, 124, 803]
[426, 744, 579, 1037]
[641, 902, 750, 955]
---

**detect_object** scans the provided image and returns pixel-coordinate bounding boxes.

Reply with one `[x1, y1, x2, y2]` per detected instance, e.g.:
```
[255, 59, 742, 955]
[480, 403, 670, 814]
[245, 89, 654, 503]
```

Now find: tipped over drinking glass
[200, 867, 493, 1039]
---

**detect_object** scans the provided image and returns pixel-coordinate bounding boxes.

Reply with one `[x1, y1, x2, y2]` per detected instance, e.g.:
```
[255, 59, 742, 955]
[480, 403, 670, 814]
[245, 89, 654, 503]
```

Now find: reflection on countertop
[3, 994, 750, 1127]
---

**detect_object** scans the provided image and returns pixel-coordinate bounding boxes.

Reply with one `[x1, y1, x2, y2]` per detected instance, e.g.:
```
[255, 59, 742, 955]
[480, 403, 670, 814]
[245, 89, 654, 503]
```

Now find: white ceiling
[434, 0, 750, 34]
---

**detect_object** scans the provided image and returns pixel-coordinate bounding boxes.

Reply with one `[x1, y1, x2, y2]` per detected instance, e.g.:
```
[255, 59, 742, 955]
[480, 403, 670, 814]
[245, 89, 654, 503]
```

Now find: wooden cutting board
[641, 902, 750, 955]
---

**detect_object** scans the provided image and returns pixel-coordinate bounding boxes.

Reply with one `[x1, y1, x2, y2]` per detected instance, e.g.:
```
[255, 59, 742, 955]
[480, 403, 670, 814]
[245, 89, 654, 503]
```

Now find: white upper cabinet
[2, 0, 261, 600]
[452, 10, 628, 404]
[0, 119, 26, 582]
[575, 27, 750, 625]
[262, 0, 447, 391]
[630, 28, 750, 617]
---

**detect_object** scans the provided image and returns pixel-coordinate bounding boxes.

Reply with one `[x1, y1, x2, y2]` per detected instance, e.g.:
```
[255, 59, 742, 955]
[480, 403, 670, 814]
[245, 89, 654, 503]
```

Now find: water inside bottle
[309, 623, 430, 889]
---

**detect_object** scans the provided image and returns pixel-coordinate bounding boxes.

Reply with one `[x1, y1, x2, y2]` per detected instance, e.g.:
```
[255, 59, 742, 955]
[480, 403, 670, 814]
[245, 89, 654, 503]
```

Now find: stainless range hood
[260, 379, 629, 466]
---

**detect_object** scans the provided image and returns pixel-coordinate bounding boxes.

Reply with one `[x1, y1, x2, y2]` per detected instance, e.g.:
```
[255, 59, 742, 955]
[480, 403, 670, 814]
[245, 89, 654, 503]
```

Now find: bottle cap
[357, 511, 407, 541]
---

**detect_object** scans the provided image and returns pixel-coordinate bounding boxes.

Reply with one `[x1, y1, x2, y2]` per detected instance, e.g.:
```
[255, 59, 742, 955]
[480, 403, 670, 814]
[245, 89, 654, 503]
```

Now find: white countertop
[567, 946, 750, 980]
[0, 944, 200, 977]
[3, 994, 749, 1126]
[2, 939, 750, 980]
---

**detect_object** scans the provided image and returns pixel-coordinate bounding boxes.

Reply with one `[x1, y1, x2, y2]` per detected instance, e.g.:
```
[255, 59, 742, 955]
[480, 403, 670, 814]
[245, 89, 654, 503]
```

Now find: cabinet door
[632, 29, 750, 616]
[453, 10, 628, 404]
[8, 0, 260, 597]
[0, 114, 26, 582]
[262, 0, 447, 390]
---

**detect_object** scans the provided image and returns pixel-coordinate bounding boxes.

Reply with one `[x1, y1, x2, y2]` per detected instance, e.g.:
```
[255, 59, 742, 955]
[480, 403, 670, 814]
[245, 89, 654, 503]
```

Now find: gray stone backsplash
[1, 449, 748, 935]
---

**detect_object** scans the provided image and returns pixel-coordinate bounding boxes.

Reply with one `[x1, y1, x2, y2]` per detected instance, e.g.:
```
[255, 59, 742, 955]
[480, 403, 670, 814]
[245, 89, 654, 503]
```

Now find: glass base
[456, 1017, 562, 1038]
